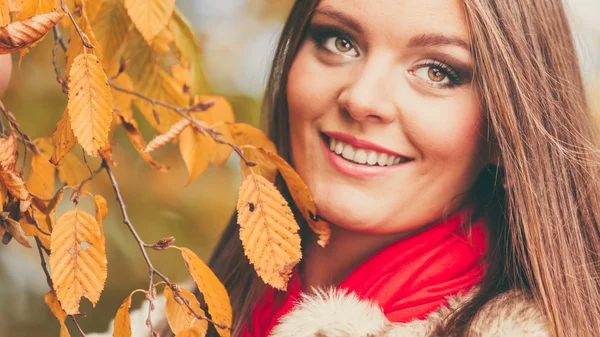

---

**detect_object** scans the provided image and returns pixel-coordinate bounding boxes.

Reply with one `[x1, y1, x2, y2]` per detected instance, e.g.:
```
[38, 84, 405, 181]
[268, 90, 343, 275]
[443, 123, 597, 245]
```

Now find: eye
[413, 66, 450, 84]
[322, 36, 359, 57]
[410, 59, 463, 89]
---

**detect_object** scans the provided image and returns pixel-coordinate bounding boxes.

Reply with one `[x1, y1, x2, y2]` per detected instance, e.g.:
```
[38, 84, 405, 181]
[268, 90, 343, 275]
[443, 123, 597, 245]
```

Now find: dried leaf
[50, 210, 107, 314]
[64, 0, 103, 76]
[168, 9, 199, 65]
[164, 286, 208, 335]
[20, 209, 51, 250]
[90, 0, 130, 70]
[174, 328, 205, 337]
[236, 173, 301, 290]
[28, 138, 56, 199]
[4, 217, 31, 248]
[191, 96, 235, 167]
[56, 153, 89, 191]
[0, 133, 29, 200]
[50, 108, 77, 166]
[259, 148, 330, 247]
[45, 290, 71, 337]
[118, 114, 168, 171]
[0, 180, 7, 211]
[68, 52, 113, 156]
[124, 0, 175, 44]
[225, 123, 277, 182]
[152, 26, 173, 55]
[93, 194, 107, 246]
[113, 293, 133, 337]
[0, 10, 63, 54]
[179, 121, 215, 185]
[145, 118, 191, 153]
[180, 247, 232, 337]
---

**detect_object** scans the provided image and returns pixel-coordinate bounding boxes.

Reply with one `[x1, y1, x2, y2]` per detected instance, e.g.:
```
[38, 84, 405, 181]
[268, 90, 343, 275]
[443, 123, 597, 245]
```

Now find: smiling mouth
[322, 133, 413, 167]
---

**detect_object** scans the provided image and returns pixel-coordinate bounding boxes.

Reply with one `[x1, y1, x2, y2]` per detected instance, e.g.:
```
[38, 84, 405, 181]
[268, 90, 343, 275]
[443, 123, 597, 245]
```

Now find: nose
[337, 55, 397, 124]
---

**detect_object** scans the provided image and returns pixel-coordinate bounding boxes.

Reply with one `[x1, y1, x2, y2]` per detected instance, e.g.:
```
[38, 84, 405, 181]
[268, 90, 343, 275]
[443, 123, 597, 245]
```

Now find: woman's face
[287, 0, 489, 234]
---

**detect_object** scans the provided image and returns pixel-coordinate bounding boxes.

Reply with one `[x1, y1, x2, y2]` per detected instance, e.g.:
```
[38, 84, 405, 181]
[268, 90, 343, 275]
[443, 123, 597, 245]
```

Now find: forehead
[314, 0, 470, 45]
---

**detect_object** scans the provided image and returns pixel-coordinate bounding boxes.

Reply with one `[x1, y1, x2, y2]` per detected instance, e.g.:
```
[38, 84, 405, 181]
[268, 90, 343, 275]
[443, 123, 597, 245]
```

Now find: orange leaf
[258, 148, 330, 247]
[118, 114, 168, 171]
[179, 122, 215, 185]
[15, 0, 58, 20]
[64, 0, 103, 76]
[89, 0, 130, 71]
[0, 180, 7, 211]
[4, 217, 31, 248]
[164, 286, 208, 335]
[93, 194, 107, 246]
[28, 138, 56, 199]
[0, 133, 30, 200]
[113, 293, 133, 337]
[145, 118, 191, 153]
[191, 96, 235, 167]
[0, 1, 10, 27]
[174, 327, 205, 337]
[44, 290, 71, 337]
[111, 73, 134, 119]
[180, 247, 232, 337]
[50, 108, 77, 166]
[20, 208, 52, 250]
[56, 153, 90, 192]
[225, 123, 277, 182]
[0, 10, 63, 54]
[68, 52, 113, 156]
[124, 0, 175, 44]
[236, 172, 301, 290]
[49, 210, 107, 314]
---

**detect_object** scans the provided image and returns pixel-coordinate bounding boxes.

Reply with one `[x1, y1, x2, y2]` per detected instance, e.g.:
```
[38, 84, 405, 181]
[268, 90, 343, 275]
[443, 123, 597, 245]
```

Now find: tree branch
[60, 0, 94, 49]
[52, 26, 68, 93]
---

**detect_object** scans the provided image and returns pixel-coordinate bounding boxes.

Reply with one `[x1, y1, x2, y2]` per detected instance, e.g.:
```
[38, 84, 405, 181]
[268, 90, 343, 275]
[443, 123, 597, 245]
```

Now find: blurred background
[0, 0, 598, 336]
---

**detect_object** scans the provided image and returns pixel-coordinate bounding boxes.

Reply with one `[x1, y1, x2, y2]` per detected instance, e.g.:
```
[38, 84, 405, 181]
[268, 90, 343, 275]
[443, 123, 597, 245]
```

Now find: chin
[315, 197, 390, 234]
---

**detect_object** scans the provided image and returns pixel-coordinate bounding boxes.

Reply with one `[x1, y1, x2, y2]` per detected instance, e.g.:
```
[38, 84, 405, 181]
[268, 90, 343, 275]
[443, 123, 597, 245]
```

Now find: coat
[269, 287, 550, 337]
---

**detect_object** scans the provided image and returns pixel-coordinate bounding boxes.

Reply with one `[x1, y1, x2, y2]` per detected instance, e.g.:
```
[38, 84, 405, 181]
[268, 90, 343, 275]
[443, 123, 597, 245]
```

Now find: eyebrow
[312, 8, 470, 51]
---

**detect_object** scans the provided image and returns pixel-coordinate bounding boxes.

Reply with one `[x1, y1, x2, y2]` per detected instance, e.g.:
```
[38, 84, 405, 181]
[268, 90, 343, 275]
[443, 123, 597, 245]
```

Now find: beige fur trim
[269, 288, 549, 337]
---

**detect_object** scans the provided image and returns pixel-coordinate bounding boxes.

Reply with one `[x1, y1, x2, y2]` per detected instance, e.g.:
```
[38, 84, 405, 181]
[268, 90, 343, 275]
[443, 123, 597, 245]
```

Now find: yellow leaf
[90, 0, 130, 71]
[236, 173, 301, 290]
[0, 10, 63, 54]
[68, 52, 113, 156]
[82, 0, 100, 21]
[180, 247, 231, 337]
[15, 0, 58, 20]
[64, 0, 103, 76]
[4, 217, 32, 248]
[225, 123, 277, 182]
[0, 133, 30, 200]
[179, 121, 214, 184]
[145, 118, 191, 153]
[175, 327, 205, 337]
[259, 148, 330, 247]
[191, 96, 235, 167]
[93, 194, 107, 246]
[124, 0, 175, 44]
[44, 290, 71, 337]
[51, 108, 77, 166]
[118, 114, 168, 171]
[56, 152, 89, 191]
[164, 286, 208, 335]
[111, 73, 134, 119]
[50, 210, 107, 314]
[113, 293, 133, 337]
[9, 0, 26, 13]
[0, 1, 10, 27]
[152, 26, 173, 55]
[28, 138, 56, 199]
[20, 209, 51, 250]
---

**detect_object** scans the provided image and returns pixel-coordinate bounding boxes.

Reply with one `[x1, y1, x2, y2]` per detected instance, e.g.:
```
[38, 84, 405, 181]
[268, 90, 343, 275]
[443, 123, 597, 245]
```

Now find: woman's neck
[300, 224, 421, 291]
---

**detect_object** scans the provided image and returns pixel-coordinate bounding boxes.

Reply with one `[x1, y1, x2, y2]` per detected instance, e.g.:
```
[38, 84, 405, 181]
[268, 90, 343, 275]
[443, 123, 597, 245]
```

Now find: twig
[60, 0, 94, 49]
[102, 160, 231, 331]
[108, 81, 256, 168]
[71, 164, 103, 204]
[81, 148, 93, 175]
[52, 26, 68, 93]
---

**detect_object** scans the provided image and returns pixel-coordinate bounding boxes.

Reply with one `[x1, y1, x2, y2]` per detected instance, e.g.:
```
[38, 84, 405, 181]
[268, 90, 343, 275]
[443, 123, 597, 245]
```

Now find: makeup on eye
[307, 23, 359, 57]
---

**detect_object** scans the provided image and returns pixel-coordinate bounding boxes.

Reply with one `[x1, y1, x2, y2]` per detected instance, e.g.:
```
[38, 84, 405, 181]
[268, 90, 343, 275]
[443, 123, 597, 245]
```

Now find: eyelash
[307, 25, 464, 89]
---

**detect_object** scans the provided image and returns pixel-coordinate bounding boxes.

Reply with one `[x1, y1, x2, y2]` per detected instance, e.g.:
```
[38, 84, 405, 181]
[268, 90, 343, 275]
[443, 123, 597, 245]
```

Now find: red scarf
[242, 210, 488, 337]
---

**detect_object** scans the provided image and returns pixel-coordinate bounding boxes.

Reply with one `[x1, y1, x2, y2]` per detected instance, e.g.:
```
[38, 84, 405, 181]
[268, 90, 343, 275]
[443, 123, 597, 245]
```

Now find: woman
[194, 0, 600, 336]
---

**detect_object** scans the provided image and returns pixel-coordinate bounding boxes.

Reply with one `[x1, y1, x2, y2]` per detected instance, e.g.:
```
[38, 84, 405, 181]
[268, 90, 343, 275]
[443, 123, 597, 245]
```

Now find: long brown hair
[178, 1, 600, 336]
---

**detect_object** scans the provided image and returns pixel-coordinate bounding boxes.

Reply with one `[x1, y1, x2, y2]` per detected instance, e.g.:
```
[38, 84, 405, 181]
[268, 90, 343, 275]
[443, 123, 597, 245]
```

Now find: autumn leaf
[64, 0, 104, 75]
[111, 73, 134, 119]
[0, 180, 6, 211]
[179, 121, 215, 185]
[56, 152, 89, 191]
[0, 10, 63, 54]
[3, 217, 31, 248]
[50, 210, 107, 314]
[118, 114, 168, 171]
[124, 0, 175, 45]
[225, 123, 277, 182]
[51, 108, 77, 166]
[145, 118, 191, 153]
[20, 209, 51, 250]
[15, 0, 58, 20]
[0, 133, 30, 201]
[164, 286, 208, 335]
[175, 328, 206, 337]
[28, 138, 56, 199]
[0, 1, 10, 27]
[259, 148, 330, 247]
[180, 247, 232, 337]
[93, 194, 107, 246]
[113, 293, 133, 337]
[68, 52, 113, 156]
[152, 26, 173, 55]
[192, 96, 235, 167]
[236, 172, 301, 290]
[168, 9, 199, 65]
[90, 0, 130, 71]
[45, 290, 71, 337]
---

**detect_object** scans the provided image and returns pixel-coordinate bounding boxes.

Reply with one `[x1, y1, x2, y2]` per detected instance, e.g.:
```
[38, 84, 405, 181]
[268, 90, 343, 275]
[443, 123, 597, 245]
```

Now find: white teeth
[342, 145, 355, 160]
[328, 137, 408, 167]
[334, 141, 344, 154]
[367, 151, 378, 165]
[377, 153, 388, 166]
[353, 149, 368, 164]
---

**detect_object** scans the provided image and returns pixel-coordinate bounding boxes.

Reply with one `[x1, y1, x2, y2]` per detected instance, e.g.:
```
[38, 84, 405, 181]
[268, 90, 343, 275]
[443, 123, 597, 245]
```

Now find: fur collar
[269, 288, 550, 337]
